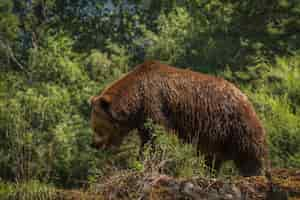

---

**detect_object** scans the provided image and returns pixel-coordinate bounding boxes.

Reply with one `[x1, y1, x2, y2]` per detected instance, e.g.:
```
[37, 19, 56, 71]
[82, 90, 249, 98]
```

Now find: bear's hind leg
[235, 156, 263, 177]
[138, 127, 157, 157]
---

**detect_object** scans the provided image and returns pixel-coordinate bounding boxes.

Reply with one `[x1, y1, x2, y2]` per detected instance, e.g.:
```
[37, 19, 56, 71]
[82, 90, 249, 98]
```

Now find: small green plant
[0, 180, 55, 200]
[141, 119, 207, 178]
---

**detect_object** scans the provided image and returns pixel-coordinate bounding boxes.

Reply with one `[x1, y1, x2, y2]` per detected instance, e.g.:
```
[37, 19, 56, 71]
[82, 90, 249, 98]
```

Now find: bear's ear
[99, 95, 112, 112]
[89, 96, 96, 106]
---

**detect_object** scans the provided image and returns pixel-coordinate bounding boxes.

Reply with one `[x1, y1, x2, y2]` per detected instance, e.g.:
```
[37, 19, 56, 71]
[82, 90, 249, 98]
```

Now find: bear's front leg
[204, 154, 223, 175]
[137, 126, 157, 157]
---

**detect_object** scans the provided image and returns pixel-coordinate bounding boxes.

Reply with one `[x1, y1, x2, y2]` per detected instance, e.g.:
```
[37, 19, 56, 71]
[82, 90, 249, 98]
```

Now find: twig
[0, 38, 29, 77]
[202, 179, 217, 192]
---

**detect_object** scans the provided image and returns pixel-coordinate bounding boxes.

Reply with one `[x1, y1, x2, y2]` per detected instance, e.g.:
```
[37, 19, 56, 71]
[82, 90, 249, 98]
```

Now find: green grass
[0, 180, 55, 200]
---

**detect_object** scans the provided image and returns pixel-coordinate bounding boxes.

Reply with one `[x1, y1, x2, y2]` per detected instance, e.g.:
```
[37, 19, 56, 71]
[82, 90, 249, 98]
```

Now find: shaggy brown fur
[90, 60, 268, 176]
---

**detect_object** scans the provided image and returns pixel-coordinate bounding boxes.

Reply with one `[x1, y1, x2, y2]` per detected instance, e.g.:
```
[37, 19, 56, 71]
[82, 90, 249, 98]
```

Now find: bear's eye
[100, 98, 110, 111]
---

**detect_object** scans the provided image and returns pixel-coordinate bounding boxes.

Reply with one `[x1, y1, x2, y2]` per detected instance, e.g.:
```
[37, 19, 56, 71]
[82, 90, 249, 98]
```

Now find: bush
[223, 54, 300, 168]
[0, 31, 134, 186]
[140, 119, 208, 178]
[28, 33, 86, 85]
[143, 7, 192, 66]
[0, 73, 106, 186]
[0, 180, 55, 200]
[248, 90, 300, 168]
[0, 84, 71, 180]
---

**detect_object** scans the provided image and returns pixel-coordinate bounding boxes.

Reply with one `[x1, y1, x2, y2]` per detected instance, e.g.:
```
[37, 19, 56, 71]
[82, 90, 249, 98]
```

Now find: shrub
[140, 119, 207, 178]
[0, 180, 55, 200]
[248, 90, 300, 168]
[28, 33, 86, 85]
[0, 77, 106, 185]
[223, 54, 300, 168]
[143, 7, 191, 66]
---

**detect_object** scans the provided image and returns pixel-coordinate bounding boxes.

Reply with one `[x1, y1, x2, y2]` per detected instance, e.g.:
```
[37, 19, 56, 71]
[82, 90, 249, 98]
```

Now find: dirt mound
[56, 168, 300, 200]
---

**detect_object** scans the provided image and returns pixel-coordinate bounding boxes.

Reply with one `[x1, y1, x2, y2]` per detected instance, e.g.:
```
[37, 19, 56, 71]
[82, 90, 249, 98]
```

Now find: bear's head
[90, 72, 144, 150]
[90, 95, 121, 150]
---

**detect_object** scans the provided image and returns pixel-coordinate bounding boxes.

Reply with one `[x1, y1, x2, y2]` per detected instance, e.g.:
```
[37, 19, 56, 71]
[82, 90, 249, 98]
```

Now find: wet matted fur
[90, 60, 268, 176]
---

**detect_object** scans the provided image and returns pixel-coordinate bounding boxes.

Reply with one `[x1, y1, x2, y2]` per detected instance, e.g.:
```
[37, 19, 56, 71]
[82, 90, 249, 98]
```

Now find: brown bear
[90, 60, 268, 176]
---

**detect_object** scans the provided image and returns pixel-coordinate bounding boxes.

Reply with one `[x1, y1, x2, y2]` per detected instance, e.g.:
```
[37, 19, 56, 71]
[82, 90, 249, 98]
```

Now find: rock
[207, 189, 219, 200]
[91, 168, 300, 200]
[230, 185, 242, 199]
[223, 194, 233, 199]
[182, 182, 194, 194]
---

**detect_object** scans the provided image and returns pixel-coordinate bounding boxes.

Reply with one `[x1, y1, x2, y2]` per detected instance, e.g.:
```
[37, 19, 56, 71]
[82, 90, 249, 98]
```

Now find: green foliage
[143, 0, 300, 73]
[250, 92, 300, 168]
[0, 0, 20, 68]
[225, 54, 300, 168]
[1, 0, 300, 194]
[0, 82, 98, 184]
[141, 119, 207, 178]
[85, 50, 114, 82]
[0, 0, 19, 41]
[0, 180, 55, 200]
[0, 32, 124, 186]
[142, 5, 236, 72]
[28, 33, 86, 84]
[144, 7, 192, 65]
[84, 42, 130, 83]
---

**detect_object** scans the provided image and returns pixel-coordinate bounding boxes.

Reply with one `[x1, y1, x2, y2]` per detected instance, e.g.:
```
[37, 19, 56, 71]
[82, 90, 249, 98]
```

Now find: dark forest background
[0, 0, 300, 195]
